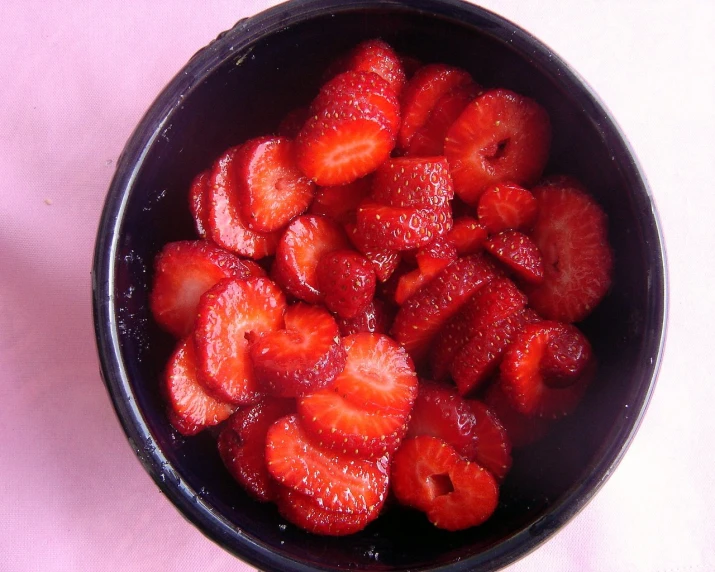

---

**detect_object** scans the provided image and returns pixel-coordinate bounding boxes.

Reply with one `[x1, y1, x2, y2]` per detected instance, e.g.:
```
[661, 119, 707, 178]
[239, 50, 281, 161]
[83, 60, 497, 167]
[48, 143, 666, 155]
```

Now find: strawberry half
[217, 398, 295, 501]
[265, 414, 390, 513]
[188, 169, 210, 239]
[445, 88, 551, 204]
[249, 303, 346, 397]
[337, 299, 395, 337]
[467, 399, 513, 481]
[345, 222, 402, 282]
[446, 216, 488, 255]
[485, 230, 545, 284]
[525, 177, 613, 323]
[484, 381, 551, 448]
[164, 337, 236, 436]
[391, 435, 499, 531]
[309, 176, 373, 225]
[356, 201, 435, 251]
[317, 250, 377, 319]
[371, 156, 454, 209]
[234, 136, 315, 232]
[340, 39, 407, 97]
[477, 181, 538, 234]
[194, 277, 286, 404]
[149, 240, 265, 338]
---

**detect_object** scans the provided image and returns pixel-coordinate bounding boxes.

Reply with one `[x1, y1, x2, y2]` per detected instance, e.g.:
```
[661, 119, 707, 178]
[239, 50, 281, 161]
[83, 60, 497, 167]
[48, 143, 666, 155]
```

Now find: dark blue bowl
[92, 0, 667, 570]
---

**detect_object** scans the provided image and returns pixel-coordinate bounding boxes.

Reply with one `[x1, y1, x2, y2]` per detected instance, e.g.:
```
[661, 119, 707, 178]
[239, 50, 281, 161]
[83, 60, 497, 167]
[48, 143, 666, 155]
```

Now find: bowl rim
[92, 0, 668, 570]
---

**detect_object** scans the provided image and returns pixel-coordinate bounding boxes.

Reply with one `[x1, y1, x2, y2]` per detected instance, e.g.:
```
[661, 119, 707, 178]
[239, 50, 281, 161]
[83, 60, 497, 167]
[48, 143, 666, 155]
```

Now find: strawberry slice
[356, 201, 435, 251]
[371, 156, 454, 209]
[416, 235, 458, 277]
[234, 136, 315, 232]
[265, 414, 390, 513]
[394, 268, 430, 305]
[446, 216, 488, 255]
[149, 240, 265, 338]
[164, 337, 236, 436]
[277, 106, 310, 138]
[309, 176, 373, 225]
[337, 299, 395, 337]
[249, 303, 346, 397]
[194, 277, 286, 404]
[217, 398, 295, 501]
[499, 321, 594, 418]
[525, 177, 613, 322]
[345, 222, 402, 281]
[445, 88, 551, 204]
[317, 250, 376, 319]
[390, 435, 499, 531]
[484, 381, 552, 448]
[207, 146, 281, 259]
[298, 333, 418, 458]
[188, 169, 211, 239]
[341, 39, 407, 96]
[390, 254, 500, 363]
[477, 181, 538, 234]
[485, 230, 544, 284]
[467, 399, 513, 481]
[272, 214, 350, 304]
[398, 64, 473, 150]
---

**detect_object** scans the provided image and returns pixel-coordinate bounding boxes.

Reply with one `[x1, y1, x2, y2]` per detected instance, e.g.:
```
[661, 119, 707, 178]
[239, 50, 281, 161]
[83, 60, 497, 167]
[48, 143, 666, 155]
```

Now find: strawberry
[337, 299, 395, 337]
[466, 399, 512, 481]
[390, 435, 499, 531]
[217, 398, 295, 501]
[265, 414, 390, 513]
[193, 277, 286, 404]
[249, 303, 346, 397]
[345, 222, 402, 282]
[398, 64, 473, 150]
[394, 269, 429, 305]
[484, 381, 551, 448]
[525, 177, 613, 323]
[415, 235, 458, 277]
[207, 146, 281, 259]
[188, 169, 210, 239]
[356, 201, 435, 250]
[272, 214, 350, 304]
[477, 182, 538, 234]
[164, 337, 236, 436]
[390, 254, 500, 363]
[277, 106, 310, 138]
[399, 54, 422, 79]
[309, 176, 373, 225]
[149, 240, 265, 338]
[485, 230, 544, 284]
[445, 88, 551, 204]
[297, 333, 418, 458]
[340, 39, 407, 96]
[371, 156, 454, 209]
[446, 216, 488, 255]
[234, 136, 315, 233]
[316, 250, 376, 319]
[499, 321, 594, 418]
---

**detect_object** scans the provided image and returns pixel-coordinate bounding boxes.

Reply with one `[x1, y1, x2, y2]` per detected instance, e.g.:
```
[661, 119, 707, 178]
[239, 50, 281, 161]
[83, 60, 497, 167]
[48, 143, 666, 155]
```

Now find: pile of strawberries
[149, 39, 613, 535]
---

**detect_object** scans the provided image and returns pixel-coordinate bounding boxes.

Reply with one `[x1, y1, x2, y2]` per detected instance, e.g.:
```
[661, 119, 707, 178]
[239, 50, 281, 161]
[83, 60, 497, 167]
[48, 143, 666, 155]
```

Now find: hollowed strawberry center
[428, 473, 455, 498]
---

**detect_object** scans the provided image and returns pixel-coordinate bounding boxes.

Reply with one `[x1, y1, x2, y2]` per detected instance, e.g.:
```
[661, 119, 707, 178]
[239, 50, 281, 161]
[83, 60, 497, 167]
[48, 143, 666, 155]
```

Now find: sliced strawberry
[272, 214, 350, 304]
[484, 381, 551, 448]
[500, 321, 594, 418]
[398, 64, 473, 150]
[234, 136, 315, 232]
[309, 176, 373, 225]
[217, 398, 295, 501]
[525, 177, 613, 322]
[345, 222, 402, 282]
[277, 487, 384, 536]
[445, 88, 551, 204]
[188, 169, 210, 239]
[337, 299, 395, 337]
[477, 181, 538, 234]
[207, 146, 281, 259]
[194, 277, 286, 404]
[149, 240, 265, 338]
[446, 216, 488, 255]
[164, 337, 236, 436]
[390, 435, 499, 531]
[371, 156, 454, 209]
[265, 414, 390, 513]
[277, 106, 310, 138]
[390, 254, 500, 363]
[356, 201, 435, 250]
[466, 400, 512, 481]
[298, 333, 418, 458]
[394, 268, 430, 305]
[341, 39, 407, 96]
[249, 303, 346, 397]
[485, 230, 544, 284]
[416, 236, 458, 277]
[317, 250, 376, 319]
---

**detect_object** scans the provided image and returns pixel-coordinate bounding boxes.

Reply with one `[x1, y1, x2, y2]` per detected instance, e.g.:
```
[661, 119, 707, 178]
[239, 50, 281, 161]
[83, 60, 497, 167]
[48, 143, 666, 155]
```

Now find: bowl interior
[95, 2, 665, 571]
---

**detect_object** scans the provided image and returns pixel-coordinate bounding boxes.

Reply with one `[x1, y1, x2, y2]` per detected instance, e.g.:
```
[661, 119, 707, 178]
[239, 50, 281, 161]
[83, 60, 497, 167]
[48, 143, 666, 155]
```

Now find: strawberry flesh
[485, 230, 544, 284]
[446, 216, 488, 255]
[466, 399, 513, 481]
[188, 169, 210, 239]
[309, 176, 373, 225]
[477, 181, 538, 234]
[341, 39, 407, 96]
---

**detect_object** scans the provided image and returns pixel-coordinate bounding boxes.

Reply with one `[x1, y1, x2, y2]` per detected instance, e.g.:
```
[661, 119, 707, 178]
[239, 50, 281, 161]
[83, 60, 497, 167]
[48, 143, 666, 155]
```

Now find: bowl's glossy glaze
[92, 1, 667, 570]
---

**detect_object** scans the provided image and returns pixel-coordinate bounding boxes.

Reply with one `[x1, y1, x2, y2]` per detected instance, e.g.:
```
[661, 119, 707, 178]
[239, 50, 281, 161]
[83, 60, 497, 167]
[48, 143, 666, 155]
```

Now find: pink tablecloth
[1, 1, 712, 570]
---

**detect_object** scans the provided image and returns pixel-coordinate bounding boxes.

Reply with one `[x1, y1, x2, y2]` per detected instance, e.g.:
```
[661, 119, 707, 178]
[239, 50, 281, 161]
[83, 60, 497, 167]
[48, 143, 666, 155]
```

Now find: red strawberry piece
[341, 39, 407, 97]
[500, 321, 594, 418]
[277, 106, 310, 138]
[164, 337, 236, 436]
[484, 381, 551, 448]
[406, 81, 482, 157]
[394, 268, 430, 305]
[272, 214, 350, 304]
[390, 435, 499, 531]
[217, 398, 295, 501]
[525, 177, 613, 323]
[249, 303, 346, 397]
[277, 487, 384, 536]
[416, 236, 458, 277]
[309, 176, 373, 225]
[149, 240, 265, 338]
[446, 216, 488, 255]
[398, 64, 473, 150]
[265, 414, 390, 513]
[390, 254, 500, 363]
[345, 222, 402, 282]
[188, 169, 211, 239]
[298, 333, 418, 459]
[337, 299, 395, 337]
[445, 88, 551, 204]
[234, 136, 315, 233]
[371, 156, 454, 209]
[477, 181, 538, 234]
[207, 146, 281, 259]
[194, 277, 286, 404]
[317, 250, 377, 319]
[466, 399, 513, 481]
[356, 201, 435, 251]
[485, 230, 544, 284]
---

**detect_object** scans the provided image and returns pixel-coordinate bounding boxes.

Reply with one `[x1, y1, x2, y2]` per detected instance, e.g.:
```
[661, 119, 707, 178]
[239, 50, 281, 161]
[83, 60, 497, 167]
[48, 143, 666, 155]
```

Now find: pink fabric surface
[0, 1, 712, 570]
